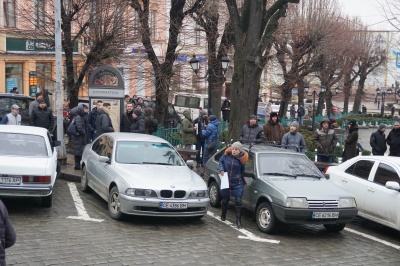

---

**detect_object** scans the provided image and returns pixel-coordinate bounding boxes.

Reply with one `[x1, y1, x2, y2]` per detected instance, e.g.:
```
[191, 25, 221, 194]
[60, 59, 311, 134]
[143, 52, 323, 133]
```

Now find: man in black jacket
[193, 110, 208, 167]
[29, 99, 55, 131]
[386, 121, 400, 156]
[370, 123, 387, 155]
[120, 102, 134, 132]
[0, 199, 16, 265]
[240, 115, 264, 144]
[93, 105, 114, 139]
[88, 100, 103, 141]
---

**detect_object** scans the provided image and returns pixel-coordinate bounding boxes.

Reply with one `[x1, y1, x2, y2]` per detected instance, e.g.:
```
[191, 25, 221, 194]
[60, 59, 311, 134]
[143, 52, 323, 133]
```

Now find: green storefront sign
[6, 38, 78, 53]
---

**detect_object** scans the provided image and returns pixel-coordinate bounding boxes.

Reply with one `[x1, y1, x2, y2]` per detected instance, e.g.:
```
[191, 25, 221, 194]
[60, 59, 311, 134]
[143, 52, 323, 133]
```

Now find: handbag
[207, 139, 216, 151]
[67, 119, 79, 136]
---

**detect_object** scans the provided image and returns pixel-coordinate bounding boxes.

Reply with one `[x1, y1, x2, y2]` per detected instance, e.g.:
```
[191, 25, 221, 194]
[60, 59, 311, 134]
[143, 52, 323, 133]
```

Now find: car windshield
[0, 133, 48, 157]
[258, 153, 322, 178]
[115, 141, 186, 166]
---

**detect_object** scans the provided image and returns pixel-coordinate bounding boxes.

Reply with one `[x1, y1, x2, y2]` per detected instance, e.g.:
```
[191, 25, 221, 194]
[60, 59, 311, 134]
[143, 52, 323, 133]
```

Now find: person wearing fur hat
[342, 119, 359, 161]
[193, 110, 208, 167]
[130, 109, 145, 134]
[370, 123, 387, 155]
[281, 121, 306, 153]
[93, 105, 114, 139]
[386, 121, 400, 156]
[263, 112, 285, 144]
[313, 118, 338, 163]
[29, 99, 55, 131]
[218, 141, 249, 229]
[202, 115, 220, 167]
[240, 115, 264, 144]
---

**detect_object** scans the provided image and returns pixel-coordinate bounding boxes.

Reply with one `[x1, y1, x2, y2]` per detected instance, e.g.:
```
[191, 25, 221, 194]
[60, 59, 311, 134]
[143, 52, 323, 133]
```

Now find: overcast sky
[337, 0, 396, 30]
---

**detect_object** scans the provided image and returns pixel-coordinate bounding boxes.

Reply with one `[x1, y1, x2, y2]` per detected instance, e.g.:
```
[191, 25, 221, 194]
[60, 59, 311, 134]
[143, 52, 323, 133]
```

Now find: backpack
[67, 119, 79, 136]
[148, 118, 158, 133]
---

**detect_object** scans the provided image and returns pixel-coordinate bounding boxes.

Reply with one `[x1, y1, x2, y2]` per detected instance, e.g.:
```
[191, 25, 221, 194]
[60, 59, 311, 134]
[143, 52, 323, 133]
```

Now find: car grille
[307, 200, 338, 209]
[160, 190, 186, 199]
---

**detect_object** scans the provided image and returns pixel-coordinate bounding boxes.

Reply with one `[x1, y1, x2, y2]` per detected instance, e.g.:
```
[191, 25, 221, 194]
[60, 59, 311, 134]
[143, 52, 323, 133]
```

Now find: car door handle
[367, 187, 375, 192]
[341, 178, 348, 183]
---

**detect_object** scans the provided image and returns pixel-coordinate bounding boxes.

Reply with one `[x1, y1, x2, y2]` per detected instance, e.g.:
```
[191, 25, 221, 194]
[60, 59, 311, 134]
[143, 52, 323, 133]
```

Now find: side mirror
[53, 140, 61, 147]
[186, 160, 194, 169]
[324, 173, 330, 179]
[386, 181, 400, 191]
[99, 155, 111, 164]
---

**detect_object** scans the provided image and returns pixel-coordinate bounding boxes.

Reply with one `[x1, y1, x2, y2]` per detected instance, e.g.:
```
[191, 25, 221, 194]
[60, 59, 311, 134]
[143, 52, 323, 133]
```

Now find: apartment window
[5, 63, 23, 93]
[3, 0, 16, 28]
[36, 0, 46, 29]
[194, 26, 201, 45]
[150, 10, 156, 39]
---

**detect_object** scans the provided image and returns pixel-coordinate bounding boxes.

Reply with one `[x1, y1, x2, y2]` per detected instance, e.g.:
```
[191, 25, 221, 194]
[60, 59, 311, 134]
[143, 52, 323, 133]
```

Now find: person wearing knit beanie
[281, 120, 306, 153]
[231, 141, 242, 151]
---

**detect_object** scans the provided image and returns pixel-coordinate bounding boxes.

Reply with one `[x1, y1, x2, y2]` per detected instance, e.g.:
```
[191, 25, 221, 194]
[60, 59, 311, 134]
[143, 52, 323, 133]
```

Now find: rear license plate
[0, 176, 21, 185]
[312, 212, 339, 219]
[159, 202, 187, 209]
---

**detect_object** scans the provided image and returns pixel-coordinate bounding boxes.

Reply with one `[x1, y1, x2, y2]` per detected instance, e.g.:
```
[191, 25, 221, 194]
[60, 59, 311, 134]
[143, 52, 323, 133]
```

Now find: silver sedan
[80, 133, 209, 220]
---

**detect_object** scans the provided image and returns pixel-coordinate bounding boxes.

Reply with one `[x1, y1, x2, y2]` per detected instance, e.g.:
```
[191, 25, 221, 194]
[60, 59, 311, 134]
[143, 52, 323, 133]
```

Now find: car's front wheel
[41, 194, 53, 207]
[256, 202, 278, 234]
[324, 223, 346, 233]
[108, 186, 124, 220]
[81, 166, 91, 193]
[208, 181, 221, 207]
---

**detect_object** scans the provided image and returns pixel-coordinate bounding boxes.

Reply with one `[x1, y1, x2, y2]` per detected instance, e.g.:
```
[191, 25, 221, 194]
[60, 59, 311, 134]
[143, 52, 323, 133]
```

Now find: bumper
[271, 203, 358, 224]
[0, 185, 52, 197]
[119, 194, 210, 217]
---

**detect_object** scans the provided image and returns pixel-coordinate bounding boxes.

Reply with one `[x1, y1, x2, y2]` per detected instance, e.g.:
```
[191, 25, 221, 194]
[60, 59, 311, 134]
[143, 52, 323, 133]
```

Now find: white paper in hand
[220, 172, 229, 189]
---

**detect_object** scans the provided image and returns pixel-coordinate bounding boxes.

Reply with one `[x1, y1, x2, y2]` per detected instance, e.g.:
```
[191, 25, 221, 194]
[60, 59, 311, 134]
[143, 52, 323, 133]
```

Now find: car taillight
[323, 167, 329, 174]
[23, 176, 51, 183]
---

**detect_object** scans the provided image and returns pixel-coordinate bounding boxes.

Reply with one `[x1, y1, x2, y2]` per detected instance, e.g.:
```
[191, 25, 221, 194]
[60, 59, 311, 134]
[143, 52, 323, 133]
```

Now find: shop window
[5, 63, 23, 93]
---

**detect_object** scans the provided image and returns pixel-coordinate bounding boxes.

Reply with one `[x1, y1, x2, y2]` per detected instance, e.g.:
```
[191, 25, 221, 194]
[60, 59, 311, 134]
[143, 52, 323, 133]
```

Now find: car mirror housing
[324, 173, 330, 179]
[385, 181, 400, 191]
[99, 156, 111, 164]
[53, 140, 61, 147]
[186, 160, 194, 169]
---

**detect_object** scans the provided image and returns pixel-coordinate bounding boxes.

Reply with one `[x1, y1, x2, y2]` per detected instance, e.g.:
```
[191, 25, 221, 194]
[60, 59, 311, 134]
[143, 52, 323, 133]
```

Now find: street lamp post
[189, 55, 230, 116]
[305, 86, 326, 132]
[376, 87, 392, 117]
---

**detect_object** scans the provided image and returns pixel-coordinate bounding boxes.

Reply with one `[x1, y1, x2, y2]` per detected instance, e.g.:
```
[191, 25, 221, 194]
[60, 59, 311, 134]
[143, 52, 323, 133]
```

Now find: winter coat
[202, 119, 220, 154]
[297, 106, 305, 117]
[29, 105, 55, 131]
[219, 147, 249, 198]
[29, 100, 39, 116]
[240, 123, 264, 144]
[88, 107, 98, 133]
[282, 131, 306, 153]
[94, 107, 114, 139]
[193, 116, 208, 139]
[0, 199, 16, 265]
[130, 112, 145, 134]
[221, 100, 231, 121]
[343, 125, 359, 160]
[143, 107, 156, 135]
[121, 110, 134, 133]
[386, 127, 400, 153]
[370, 130, 387, 155]
[69, 105, 88, 156]
[181, 109, 197, 145]
[289, 106, 296, 116]
[313, 121, 338, 156]
[263, 119, 285, 144]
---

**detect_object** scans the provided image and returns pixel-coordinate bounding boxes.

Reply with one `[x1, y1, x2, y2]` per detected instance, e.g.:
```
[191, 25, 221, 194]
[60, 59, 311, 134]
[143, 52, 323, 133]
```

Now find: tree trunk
[316, 93, 326, 116]
[343, 72, 352, 113]
[353, 76, 366, 113]
[279, 83, 293, 119]
[297, 79, 305, 107]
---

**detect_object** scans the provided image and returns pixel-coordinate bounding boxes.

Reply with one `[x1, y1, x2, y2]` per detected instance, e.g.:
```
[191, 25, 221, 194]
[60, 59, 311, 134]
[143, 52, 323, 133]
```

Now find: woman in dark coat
[343, 119, 359, 162]
[221, 99, 231, 122]
[218, 142, 249, 229]
[70, 105, 88, 170]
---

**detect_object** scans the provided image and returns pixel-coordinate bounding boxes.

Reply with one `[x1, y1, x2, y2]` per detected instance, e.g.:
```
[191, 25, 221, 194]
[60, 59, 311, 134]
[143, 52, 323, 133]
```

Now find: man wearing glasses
[386, 121, 400, 156]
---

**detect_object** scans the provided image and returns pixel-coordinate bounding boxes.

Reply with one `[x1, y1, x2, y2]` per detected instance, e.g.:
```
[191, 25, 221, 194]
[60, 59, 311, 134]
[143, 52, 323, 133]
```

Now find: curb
[60, 171, 81, 183]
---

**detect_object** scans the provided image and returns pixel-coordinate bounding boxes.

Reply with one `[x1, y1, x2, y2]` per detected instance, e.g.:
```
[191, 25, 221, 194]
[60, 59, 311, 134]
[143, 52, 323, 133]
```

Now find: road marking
[207, 211, 280, 244]
[344, 227, 400, 250]
[67, 182, 104, 222]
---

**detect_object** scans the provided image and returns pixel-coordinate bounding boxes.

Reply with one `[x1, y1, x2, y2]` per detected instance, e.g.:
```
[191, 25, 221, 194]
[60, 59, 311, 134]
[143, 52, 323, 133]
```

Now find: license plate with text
[159, 202, 188, 209]
[0, 176, 21, 185]
[312, 212, 339, 219]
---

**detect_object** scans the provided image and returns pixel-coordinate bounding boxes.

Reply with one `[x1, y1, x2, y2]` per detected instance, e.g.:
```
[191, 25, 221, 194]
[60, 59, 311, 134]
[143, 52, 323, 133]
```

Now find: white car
[80, 133, 209, 220]
[326, 156, 400, 231]
[0, 125, 61, 207]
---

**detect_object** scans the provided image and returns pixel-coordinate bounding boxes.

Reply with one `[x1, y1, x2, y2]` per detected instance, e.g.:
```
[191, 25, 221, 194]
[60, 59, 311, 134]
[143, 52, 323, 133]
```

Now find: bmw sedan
[80, 133, 209, 220]
[204, 144, 358, 234]
[326, 156, 400, 232]
[0, 125, 61, 207]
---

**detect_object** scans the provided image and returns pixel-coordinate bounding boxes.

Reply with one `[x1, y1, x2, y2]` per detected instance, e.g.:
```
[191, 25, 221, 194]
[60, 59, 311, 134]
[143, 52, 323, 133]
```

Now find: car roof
[0, 93, 35, 100]
[345, 155, 400, 165]
[102, 132, 170, 143]
[0, 125, 49, 136]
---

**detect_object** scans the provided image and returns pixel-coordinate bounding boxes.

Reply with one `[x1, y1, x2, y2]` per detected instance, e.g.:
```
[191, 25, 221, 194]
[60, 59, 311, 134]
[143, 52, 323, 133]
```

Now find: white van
[173, 92, 227, 119]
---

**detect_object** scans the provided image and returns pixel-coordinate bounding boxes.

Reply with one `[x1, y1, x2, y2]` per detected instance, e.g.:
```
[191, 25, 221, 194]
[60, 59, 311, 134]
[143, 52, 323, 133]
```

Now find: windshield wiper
[296, 174, 322, 179]
[142, 162, 174, 165]
[262, 173, 297, 178]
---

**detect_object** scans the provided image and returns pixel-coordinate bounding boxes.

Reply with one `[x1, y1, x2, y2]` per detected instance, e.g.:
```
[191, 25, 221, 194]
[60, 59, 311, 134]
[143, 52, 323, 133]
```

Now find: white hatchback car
[326, 156, 400, 231]
[0, 125, 61, 207]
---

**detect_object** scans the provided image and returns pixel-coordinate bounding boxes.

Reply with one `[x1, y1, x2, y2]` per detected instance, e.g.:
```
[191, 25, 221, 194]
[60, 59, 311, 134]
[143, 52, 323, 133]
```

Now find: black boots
[236, 206, 243, 229]
[74, 156, 81, 170]
[220, 204, 227, 221]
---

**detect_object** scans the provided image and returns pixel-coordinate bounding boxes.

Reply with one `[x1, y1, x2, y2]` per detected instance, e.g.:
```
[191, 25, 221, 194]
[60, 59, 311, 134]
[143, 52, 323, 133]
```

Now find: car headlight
[285, 198, 308, 208]
[188, 190, 208, 198]
[339, 198, 357, 208]
[125, 188, 157, 197]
